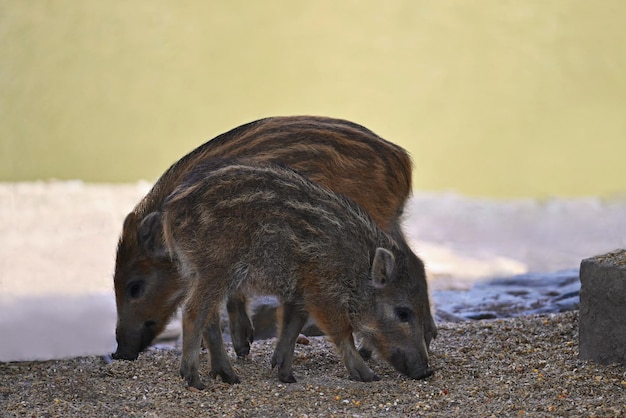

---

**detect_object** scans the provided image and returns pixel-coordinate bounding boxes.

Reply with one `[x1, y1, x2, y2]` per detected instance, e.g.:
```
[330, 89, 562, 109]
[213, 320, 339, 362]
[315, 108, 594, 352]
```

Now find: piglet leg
[271, 302, 308, 383]
[226, 290, 254, 358]
[203, 317, 241, 384]
[335, 333, 380, 382]
[180, 306, 206, 390]
[308, 302, 379, 382]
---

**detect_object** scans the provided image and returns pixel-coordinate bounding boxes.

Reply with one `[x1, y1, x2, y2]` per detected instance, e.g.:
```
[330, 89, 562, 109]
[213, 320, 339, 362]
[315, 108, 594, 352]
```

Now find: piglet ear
[138, 211, 167, 257]
[371, 247, 396, 288]
[122, 212, 137, 232]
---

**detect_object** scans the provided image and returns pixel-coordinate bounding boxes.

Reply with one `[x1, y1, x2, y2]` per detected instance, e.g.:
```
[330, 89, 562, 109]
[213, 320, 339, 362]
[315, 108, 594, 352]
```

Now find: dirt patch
[2, 312, 625, 416]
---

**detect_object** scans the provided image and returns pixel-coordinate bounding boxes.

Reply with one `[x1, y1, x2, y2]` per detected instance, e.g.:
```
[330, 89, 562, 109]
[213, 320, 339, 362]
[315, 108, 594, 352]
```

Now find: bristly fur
[112, 116, 436, 374]
[161, 160, 431, 386]
[132, 116, 412, 229]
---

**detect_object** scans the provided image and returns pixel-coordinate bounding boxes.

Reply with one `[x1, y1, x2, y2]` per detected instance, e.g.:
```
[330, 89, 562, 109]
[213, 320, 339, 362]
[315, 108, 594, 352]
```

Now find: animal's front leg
[271, 302, 308, 383]
[180, 305, 206, 390]
[335, 332, 380, 382]
[309, 305, 379, 382]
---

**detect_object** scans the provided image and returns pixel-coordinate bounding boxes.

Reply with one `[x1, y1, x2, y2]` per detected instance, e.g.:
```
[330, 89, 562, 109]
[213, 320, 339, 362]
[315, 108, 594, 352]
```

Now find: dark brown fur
[112, 116, 436, 362]
[154, 161, 432, 387]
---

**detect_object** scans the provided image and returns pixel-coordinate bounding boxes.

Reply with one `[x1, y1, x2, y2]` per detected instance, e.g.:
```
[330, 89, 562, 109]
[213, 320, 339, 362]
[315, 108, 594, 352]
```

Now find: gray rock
[433, 269, 580, 322]
[579, 250, 626, 365]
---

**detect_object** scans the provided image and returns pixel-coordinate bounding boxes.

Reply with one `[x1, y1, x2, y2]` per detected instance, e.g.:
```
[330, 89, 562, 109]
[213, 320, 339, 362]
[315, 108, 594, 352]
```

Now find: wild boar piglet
[112, 116, 436, 364]
[142, 161, 433, 388]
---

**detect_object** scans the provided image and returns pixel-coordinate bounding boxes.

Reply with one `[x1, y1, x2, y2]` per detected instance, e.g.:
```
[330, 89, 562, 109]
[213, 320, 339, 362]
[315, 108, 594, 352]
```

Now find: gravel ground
[2, 311, 625, 417]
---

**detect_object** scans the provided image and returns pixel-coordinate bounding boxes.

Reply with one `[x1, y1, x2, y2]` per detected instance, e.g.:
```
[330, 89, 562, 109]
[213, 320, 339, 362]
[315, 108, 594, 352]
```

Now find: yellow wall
[2, 1, 625, 197]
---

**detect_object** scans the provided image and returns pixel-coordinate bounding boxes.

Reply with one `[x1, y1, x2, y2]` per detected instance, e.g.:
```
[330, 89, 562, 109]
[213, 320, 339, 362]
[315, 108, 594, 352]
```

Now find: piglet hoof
[278, 372, 297, 384]
[183, 375, 206, 390]
[179, 367, 206, 390]
[270, 353, 281, 369]
[209, 369, 241, 385]
[360, 373, 380, 382]
[349, 367, 380, 382]
[271, 354, 297, 383]
[233, 328, 254, 358]
[235, 344, 251, 359]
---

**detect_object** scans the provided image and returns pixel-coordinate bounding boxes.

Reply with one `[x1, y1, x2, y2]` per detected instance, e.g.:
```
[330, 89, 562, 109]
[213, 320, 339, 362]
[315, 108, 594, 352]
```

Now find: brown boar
[112, 115, 436, 362]
[150, 161, 433, 387]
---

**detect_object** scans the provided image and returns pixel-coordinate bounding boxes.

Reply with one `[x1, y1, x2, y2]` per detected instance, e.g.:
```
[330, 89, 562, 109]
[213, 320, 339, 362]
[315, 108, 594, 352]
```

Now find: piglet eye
[128, 281, 145, 299]
[395, 307, 412, 323]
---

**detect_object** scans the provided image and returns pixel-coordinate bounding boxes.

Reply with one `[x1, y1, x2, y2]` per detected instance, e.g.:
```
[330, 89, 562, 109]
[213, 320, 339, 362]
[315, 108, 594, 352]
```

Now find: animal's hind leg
[226, 290, 254, 357]
[271, 302, 308, 383]
[203, 315, 241, 384]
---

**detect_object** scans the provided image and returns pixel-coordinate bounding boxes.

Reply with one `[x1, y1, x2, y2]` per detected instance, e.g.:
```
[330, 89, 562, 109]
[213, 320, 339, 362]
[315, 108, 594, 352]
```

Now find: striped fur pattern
[142, 116, 411, 231]
[158, 161, 431, 387]
[112, 116, 436, 366]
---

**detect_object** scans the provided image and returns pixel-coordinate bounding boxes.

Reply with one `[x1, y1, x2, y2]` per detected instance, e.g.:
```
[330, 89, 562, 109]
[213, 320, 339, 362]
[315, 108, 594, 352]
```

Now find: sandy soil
[2, 312, 626, 417]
